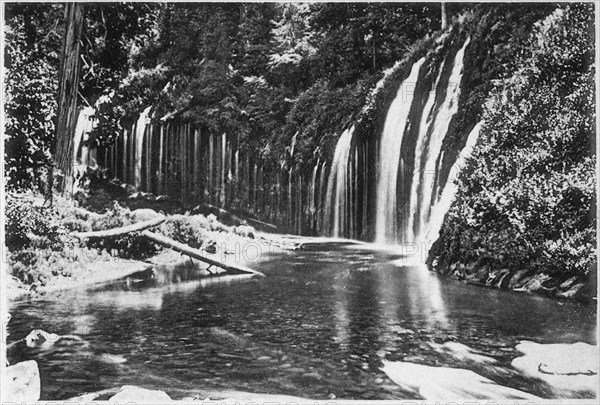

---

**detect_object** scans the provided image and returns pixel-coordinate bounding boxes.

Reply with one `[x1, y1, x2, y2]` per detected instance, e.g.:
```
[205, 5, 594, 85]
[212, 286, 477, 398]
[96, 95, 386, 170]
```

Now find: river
[7, 240, 597, 400]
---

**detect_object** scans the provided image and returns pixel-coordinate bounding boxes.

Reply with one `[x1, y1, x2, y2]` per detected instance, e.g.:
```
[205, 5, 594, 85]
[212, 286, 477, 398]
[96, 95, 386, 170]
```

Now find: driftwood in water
[72, 217, 165, 239]
[141, 231, 265, 277]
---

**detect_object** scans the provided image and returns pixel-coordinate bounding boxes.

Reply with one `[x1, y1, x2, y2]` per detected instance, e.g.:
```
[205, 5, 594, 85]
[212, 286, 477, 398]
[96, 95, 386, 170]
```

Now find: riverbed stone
[512, 341, 598, 396]
[508, 269, 530, 290]
[520, 273, 552, 294]
[493, 268, 512, 289]
[474, 264, 490, 283]
[5, 360, 41, 403]
[573, 268, 597, 300]
[557, 282, 586, 299]
[428, 341, 498, 365]
[109, 385, 173, 403]
[381, 360, 539, 400]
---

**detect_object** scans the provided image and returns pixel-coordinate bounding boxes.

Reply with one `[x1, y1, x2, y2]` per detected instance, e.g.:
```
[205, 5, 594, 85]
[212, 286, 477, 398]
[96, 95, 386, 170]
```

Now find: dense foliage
[431, 4, 596, 280]
[90, 3, 446, 176]
[5, 3, 535, 184]
[4, 3, 159, 189]
[5, 3, 596, 293]
[4, 3, 62, 190]
[5, 191, 258, 288]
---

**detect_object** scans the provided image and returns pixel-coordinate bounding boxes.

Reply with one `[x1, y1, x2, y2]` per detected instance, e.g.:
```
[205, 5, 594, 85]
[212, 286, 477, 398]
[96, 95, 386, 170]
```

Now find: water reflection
[333, 272, 350, 349]
[405, 264, 449, 330]
[7, 242, 596, 400]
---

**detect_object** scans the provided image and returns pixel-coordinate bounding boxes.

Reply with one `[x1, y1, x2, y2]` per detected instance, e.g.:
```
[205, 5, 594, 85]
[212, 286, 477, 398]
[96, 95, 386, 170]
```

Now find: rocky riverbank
[7, 340, 597, 402]
[428, 256, 597, 301]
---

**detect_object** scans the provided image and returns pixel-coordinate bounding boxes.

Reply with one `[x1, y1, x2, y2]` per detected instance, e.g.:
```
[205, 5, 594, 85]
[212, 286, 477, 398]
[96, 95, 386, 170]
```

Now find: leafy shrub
[160, 215, 207, 249]
[5, 193, 66, 251]
[61, 218, 93, 233]
[206, 214, 231, 233]
[90, 201, 133, 231]
[432, 4, 596, 279]
[9, 249, 75, 285]
[85, 202, 159, 259]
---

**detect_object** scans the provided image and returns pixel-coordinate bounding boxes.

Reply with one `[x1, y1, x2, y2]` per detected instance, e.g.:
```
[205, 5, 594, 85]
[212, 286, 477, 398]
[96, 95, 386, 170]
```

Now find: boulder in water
[508, 269, 531, 289]
[25, 329, 60, 348]
[5, 360, 41, 402]
[98, 353, 128, 364]
[109, 385, 172, 403]
[512, 341, 598, 396]
[381, 360, 539, 401]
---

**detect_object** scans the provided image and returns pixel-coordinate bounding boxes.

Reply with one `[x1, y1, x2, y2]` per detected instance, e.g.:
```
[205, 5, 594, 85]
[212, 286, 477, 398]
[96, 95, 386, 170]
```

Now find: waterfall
[317, 162, 327, 232]
[221, 133, 227, 206]
[122, 129, 129, 183]
[193, 129, 200, 198]
[366, 37, 472, 245]
[234, 149, 239, 195]
[414, 38, 470, 242]
[290, 131, 298, 157]
[73, 107, 96, 167]
[95, 35, 478, 241]
[309, 158, 319, 218]
[287, 168, 293, 221]
[406, 63, 445, 242]
[145, 123, 153, 192]
[374, 58, 425, 243]
[208, 134, 214, 203]
[324, 126, 355, 237]
[134, 106, 151, 189]
[254, 163, 259, 212]
[156, 124, 163, 194]
[424, 121, 482, 245]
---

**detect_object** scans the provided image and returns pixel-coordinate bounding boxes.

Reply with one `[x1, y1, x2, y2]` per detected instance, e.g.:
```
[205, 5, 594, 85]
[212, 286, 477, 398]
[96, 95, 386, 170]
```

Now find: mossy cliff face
[316, 4, 555, 241]
[428, 4, 596, 300]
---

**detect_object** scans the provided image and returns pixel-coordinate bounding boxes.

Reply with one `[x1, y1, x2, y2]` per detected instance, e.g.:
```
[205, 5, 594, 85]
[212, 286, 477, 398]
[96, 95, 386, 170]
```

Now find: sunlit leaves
[440, 4, 596, 276]
[4, 15, 58, 189]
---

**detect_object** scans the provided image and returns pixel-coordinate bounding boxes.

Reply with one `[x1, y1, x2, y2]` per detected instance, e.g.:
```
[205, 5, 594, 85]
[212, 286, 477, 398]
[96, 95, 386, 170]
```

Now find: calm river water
[7, 240, 597, 400]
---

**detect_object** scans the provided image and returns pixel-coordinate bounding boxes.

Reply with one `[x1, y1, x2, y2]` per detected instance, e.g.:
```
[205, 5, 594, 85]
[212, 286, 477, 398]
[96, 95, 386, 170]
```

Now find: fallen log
[72, 216, 165, 239]
[141, 231, 266, 277]
[245, 216, 278, 230]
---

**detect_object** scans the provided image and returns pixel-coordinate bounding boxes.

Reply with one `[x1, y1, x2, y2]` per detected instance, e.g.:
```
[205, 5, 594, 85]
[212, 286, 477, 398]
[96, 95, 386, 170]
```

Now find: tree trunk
[141, 231, 266, 277]
[54, 3, 85, 197]
[441, 2, 448, 30]
[71, 216, 165, 239]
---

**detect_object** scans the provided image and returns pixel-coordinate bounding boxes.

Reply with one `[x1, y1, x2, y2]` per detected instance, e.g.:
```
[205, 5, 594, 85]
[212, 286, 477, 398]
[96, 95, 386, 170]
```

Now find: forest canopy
[5, 2, 451, 189]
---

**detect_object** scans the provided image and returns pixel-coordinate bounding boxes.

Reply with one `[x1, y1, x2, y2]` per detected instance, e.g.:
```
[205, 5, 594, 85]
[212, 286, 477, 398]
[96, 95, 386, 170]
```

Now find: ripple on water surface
[7, 241, 597, 400]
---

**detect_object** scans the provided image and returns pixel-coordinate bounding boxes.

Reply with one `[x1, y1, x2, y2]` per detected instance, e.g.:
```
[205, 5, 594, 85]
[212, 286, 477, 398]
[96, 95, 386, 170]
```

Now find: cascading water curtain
[374, 58, 425, 244]
[323, 126, 355, 238]
[318, 36, 476, 245]
[97, 34, 473, 240]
